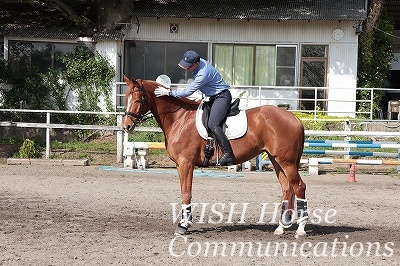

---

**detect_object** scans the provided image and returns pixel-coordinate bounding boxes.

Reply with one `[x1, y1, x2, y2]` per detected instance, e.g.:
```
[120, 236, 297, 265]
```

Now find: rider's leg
[212, 125, 234, 165]
[208, 90, 233, 166]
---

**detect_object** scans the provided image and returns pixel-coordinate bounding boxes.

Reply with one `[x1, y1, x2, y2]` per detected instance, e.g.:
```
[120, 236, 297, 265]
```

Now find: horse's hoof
[174, 223, 189, 235]
[273, 225, 284, 235]
[295, 219, 307, 236]
[295, 230, 307, 236]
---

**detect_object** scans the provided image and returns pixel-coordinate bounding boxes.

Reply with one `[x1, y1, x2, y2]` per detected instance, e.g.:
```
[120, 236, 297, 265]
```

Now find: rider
[154, 50, 234, 166]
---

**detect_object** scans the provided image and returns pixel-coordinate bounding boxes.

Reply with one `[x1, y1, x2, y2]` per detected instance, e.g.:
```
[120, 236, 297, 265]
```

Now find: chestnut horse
[122, 76, 308, 236]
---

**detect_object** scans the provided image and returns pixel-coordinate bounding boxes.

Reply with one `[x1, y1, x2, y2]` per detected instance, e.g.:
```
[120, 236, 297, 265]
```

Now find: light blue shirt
[171, 58, 230, 98]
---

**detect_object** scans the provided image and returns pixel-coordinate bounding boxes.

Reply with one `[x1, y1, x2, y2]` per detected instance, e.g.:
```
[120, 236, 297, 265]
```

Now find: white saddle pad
[195, 102, 247, 140]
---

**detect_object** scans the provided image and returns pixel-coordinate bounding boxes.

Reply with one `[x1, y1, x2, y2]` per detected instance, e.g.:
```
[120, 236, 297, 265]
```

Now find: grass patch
[48, 134, 168, 165]
[52, 139, 116, 153]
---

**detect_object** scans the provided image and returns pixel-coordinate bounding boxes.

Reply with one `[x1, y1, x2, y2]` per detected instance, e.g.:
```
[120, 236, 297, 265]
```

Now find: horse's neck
[151, 97, 198, 135]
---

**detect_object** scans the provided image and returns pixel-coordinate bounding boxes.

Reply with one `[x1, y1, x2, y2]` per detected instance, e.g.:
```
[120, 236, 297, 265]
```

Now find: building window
[8, 41, 76, 73]
[124, 41, 208, 83]
[214, 45, 255, 86]
[276, 46, 297, 86]
[124, 41, 299, 87]
[213, 44, 297, 86]
[300, 45, 328, 110]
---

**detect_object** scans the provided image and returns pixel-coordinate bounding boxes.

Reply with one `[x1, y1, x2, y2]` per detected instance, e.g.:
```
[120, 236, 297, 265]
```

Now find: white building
[1, 0, 369, 116]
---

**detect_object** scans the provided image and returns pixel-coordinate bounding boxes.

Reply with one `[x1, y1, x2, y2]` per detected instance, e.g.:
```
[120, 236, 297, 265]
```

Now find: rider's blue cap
[178, 50, 200, 69]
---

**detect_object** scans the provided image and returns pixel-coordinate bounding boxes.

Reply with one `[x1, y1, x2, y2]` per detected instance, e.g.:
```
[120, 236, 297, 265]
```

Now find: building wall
[127, 17, 357, 44]
[123, 17, 360, 116]
[95, 41, 122, 111]
[327, 43, 358, 116]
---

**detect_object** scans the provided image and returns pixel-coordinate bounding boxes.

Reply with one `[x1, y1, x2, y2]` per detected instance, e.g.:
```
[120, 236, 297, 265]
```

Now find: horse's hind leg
[271, 158, 308, 236]
[271, 160, 294, 235]
[284, 164, 308, 236]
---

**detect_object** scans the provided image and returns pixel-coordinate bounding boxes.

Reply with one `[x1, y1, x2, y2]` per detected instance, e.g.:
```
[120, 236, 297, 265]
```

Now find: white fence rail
[0, 109, 162, 162]
[115, 83, 396, 120]
[2, 107, 400, 165]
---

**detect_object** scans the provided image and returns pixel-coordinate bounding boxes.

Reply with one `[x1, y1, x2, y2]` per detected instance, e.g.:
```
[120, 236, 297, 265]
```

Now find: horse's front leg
[174, 162, 195, 235]
[295, 198, 308, 236]
[274, 196, 308, 236]
[274, 184, 295, 235]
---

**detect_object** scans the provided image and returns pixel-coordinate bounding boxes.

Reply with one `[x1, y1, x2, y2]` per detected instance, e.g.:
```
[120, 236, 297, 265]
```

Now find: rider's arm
[171, 74, 207, 98]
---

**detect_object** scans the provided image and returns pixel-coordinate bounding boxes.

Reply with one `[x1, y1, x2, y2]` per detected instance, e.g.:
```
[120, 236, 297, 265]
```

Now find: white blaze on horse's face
[126, 93, 133, 114]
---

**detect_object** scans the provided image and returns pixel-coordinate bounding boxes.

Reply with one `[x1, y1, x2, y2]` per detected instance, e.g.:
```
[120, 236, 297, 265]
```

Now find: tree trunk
[365, 0, 383, 33]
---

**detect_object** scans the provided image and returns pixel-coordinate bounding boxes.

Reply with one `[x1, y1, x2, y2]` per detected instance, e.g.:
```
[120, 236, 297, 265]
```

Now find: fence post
[45, 112, 51, 159]
[344, 120, 351, 159]
[256, 154, 261, 171]
[308, 158, 319, 175]
[398, 148, 400, 174]
[116, 115, 123, 163]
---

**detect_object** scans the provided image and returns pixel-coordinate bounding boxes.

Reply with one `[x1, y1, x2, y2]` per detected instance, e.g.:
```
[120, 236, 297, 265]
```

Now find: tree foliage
[0, 59, 58, 111]
[357, 7, 394, 118]
[62, 46, 115, 113]
[1, 0, 132, 35]
[0, 46, 115, 125]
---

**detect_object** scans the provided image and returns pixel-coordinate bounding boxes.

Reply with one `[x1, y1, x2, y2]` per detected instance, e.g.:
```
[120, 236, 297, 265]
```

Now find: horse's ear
[123, 75, 131, 85]
[123, 75, 140, 87]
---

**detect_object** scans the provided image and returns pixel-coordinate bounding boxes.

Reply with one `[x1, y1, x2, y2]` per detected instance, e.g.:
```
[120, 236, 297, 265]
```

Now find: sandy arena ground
[0, 164, 399, 265]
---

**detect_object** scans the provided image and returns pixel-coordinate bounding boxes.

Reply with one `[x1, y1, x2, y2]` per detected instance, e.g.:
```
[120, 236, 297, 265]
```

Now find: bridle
[123, 85, 149, 127]
[123, 80, 185, 127]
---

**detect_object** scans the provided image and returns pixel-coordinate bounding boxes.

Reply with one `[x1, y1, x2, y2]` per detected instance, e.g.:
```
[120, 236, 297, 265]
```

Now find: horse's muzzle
[122, 117, 137, 133]
[122, 112, 141, 133]
[122, 123, 135, 133]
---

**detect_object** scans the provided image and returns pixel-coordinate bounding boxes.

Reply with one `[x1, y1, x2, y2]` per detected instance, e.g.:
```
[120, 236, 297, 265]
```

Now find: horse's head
[122, 76, 149, 133]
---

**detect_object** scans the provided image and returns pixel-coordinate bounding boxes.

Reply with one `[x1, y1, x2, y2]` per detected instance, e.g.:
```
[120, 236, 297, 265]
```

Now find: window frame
[213, 43, 298, 87]
[7, 40, 77, 73]
[275, 45, 298, 87]
[123, 40, 208, 83]
[299, 44, 329, 110]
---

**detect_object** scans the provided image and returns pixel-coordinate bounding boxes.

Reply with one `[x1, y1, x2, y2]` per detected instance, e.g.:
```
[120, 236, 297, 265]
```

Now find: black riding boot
[213, 126, 234, 166]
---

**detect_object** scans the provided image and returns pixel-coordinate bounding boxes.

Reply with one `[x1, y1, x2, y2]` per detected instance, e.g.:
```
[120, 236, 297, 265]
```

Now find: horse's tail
[294, 114, 305, 164]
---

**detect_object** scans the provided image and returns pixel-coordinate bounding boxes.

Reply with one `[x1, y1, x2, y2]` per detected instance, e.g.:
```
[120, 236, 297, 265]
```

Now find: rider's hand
[155, 86, 171, 97]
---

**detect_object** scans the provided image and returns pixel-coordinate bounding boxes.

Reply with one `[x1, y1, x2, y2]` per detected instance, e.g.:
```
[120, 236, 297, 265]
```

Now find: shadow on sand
[190, 223, 369, 236]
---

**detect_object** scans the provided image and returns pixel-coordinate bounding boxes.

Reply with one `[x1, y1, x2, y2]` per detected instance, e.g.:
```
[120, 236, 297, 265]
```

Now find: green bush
[294, 112, 349, 131]
[19, 138, 40, 158]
